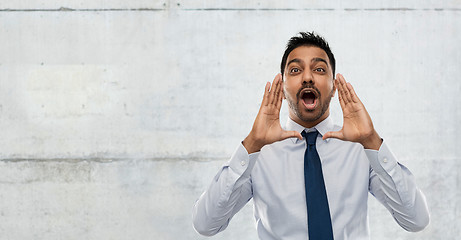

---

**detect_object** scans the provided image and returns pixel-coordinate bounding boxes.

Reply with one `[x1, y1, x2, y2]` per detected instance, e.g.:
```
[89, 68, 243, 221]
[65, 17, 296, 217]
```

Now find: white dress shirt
[193, 116, 430, 239]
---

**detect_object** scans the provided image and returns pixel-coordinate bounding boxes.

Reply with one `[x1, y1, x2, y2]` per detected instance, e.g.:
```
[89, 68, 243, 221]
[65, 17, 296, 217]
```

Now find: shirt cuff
[227, 142, 259, 178]
[364, 139, 398, 174]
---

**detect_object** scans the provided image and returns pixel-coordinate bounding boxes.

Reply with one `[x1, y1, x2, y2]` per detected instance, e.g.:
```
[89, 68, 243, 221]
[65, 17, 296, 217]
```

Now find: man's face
[283, 46, 335, 128]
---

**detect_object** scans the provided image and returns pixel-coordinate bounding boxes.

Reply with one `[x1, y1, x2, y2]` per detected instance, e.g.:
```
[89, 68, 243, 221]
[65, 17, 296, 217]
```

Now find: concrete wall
[0, 1, 460, 239]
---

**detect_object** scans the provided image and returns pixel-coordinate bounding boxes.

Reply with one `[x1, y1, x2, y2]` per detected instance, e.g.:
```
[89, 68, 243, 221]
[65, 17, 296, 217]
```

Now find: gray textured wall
[0, 1, 460, 239]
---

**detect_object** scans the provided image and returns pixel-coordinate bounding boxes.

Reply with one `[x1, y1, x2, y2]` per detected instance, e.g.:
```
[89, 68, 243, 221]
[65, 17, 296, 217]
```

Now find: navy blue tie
[302, 130, 334, 240]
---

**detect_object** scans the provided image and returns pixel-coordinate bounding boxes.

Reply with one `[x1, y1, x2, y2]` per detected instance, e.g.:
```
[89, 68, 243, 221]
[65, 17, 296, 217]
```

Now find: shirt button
[240, 161, 246, 166]
[383, 158, 388, 163]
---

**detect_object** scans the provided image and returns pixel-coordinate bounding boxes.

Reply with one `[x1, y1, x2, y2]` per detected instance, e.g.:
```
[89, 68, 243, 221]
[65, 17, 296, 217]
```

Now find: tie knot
[302, 130, 319, 145]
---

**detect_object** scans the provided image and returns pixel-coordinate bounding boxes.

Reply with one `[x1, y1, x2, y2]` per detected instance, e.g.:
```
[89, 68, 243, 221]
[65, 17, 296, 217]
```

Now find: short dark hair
[280, 32, 335, 78]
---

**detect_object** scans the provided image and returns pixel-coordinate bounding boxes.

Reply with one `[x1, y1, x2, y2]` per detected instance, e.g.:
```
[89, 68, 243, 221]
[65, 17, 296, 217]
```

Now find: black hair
[280, 32, 335, 78]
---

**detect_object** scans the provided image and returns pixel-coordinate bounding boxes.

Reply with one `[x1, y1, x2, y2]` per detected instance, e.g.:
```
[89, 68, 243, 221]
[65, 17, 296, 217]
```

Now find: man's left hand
[323, 74, 382, 150]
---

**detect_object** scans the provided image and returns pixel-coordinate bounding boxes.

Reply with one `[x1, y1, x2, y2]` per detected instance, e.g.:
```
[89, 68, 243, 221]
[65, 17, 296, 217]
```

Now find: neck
[289, 111, 330, 129]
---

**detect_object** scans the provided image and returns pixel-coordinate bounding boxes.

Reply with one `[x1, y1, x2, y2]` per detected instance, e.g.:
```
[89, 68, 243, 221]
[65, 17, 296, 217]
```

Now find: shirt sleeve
[366, 140, 430, 232]
[192, 142, 259, 236]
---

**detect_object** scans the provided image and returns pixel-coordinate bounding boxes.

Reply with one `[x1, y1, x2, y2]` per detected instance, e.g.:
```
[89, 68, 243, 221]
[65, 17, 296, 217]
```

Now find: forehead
[286, 46, 330, 65]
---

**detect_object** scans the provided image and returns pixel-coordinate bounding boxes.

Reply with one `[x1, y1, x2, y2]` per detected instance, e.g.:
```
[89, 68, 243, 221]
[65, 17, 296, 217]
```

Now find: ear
[282, 82, 287, 100]
[281, 74, 287, 99]
[332, 77, 337, 97]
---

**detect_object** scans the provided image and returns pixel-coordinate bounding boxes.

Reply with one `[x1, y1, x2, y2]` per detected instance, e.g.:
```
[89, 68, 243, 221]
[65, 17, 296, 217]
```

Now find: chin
[299, 107, 326, 123]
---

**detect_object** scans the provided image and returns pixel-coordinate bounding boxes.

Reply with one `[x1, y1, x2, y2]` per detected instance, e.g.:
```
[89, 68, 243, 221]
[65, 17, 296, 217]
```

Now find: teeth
[303, 90, 315, 97]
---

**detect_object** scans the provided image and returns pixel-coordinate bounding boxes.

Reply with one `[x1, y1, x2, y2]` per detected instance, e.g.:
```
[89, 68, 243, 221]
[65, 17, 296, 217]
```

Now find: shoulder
[260, 138, 294, 154]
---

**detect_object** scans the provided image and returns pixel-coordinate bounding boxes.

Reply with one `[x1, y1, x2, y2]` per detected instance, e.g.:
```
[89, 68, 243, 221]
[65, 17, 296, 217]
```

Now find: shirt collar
[285, 116, 335, 144]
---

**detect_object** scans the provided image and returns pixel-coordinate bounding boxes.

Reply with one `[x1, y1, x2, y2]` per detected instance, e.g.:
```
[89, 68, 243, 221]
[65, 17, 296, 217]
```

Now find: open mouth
[300, 89, 318, 110]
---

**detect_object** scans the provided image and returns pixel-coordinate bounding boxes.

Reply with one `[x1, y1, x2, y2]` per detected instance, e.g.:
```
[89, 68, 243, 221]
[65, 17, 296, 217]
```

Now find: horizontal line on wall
[0, 7, 164, 12]
[184, 8, 461, 11]
[1, 7, 461, 12]
[184, 8, 335, 11]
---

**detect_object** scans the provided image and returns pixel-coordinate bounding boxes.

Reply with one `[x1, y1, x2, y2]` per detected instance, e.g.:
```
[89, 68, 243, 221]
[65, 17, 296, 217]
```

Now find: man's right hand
[242, 74, 303, 154]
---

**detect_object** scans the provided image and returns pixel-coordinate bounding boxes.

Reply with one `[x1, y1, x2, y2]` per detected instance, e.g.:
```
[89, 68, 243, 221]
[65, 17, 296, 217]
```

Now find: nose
[302, 70, 314, 85]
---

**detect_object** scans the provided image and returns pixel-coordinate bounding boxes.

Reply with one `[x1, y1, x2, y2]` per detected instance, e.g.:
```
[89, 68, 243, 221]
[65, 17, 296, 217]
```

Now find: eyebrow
[286, 58, 302, 67]
[311, 57, 328, 66]
[286, 57, 329, 67]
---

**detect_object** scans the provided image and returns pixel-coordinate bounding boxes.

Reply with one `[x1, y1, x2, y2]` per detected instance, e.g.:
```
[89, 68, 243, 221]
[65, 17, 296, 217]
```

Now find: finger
[322, 130, 344, 140]
[276, 76, 284, 109]
[336, 74, 347, 103]
[281, 130, 303, 141]
[262, 81, 271, 106]
[346, 82, 360, 103]
[336, 75, 348, 108]
[267, 75, 279, 105]
[271, 75, 282, 105]
[334, 78, 346, 109]
[338, 74, 352, 103]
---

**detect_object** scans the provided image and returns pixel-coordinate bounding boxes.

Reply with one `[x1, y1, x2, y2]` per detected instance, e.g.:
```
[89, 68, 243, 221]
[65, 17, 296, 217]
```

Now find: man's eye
[314, 68, 325, 72]
[290, 68, 300, 73]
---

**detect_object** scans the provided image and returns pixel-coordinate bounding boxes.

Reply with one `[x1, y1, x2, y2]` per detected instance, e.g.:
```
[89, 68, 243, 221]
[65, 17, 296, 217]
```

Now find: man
[192, 32, 430, 239]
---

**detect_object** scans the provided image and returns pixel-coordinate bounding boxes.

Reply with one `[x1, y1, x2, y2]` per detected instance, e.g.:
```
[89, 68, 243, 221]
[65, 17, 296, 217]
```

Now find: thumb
[281, 130, 303, 141]
[322, 131, 344, 140]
